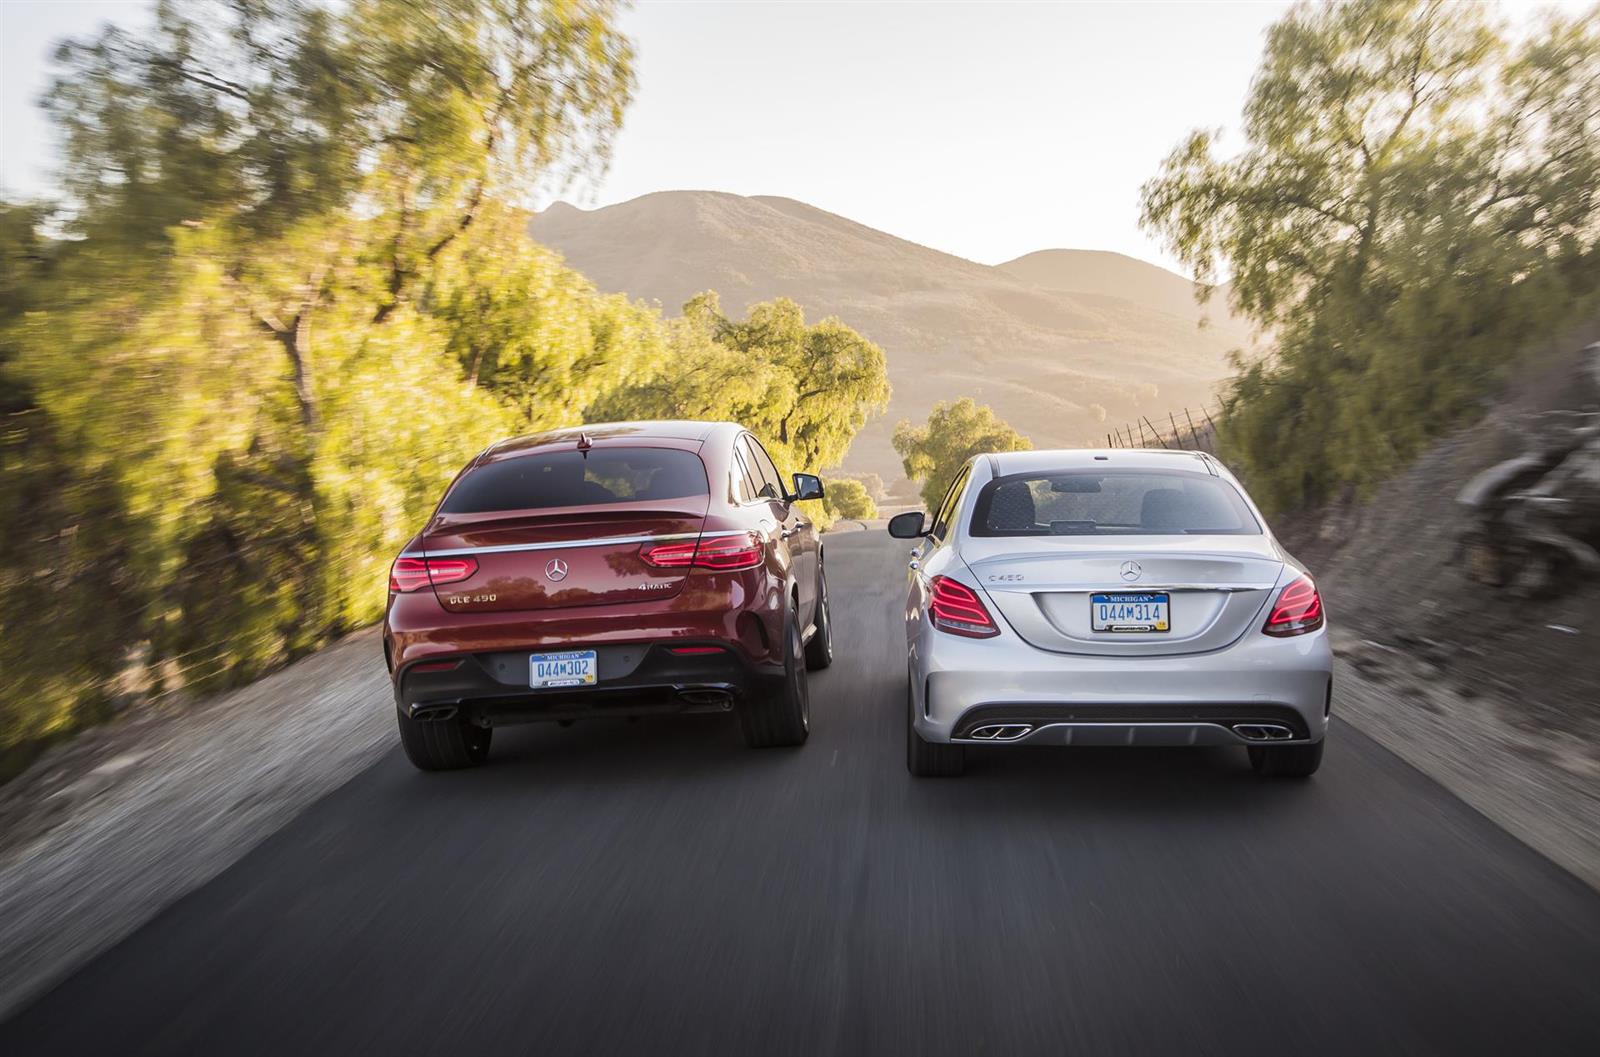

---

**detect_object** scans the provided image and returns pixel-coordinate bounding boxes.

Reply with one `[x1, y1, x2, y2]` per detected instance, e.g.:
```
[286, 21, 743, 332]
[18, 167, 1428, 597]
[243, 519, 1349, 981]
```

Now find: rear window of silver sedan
[970, 470, 1262, 536]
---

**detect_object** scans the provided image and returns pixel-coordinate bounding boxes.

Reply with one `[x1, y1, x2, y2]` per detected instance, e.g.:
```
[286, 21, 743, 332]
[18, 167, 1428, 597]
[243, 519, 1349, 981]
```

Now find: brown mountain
[531, 191, 1252, 488]
[997, 249, 1246, 335]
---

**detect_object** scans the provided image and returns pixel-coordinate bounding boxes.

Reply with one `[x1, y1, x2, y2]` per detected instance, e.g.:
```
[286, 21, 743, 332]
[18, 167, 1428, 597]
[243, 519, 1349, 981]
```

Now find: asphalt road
[6, 532, 1600, 1056]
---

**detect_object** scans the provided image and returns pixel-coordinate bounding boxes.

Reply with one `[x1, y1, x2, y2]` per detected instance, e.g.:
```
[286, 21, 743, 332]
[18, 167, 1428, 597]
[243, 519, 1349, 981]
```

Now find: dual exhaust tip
[969, 722, 1297, 743]
[411, 703, 460, 723]
[968, 723, 1033, 741]
[1232, 723, 1295, 742]
[677, 689, 735, 710]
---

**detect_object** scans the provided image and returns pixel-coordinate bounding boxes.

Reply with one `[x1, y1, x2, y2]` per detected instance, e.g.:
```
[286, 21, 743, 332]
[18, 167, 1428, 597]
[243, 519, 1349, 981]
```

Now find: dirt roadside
[1334, 641, 1600, 892]
[0, 628, 395, 1021]
[1280, 325, 1600, 890]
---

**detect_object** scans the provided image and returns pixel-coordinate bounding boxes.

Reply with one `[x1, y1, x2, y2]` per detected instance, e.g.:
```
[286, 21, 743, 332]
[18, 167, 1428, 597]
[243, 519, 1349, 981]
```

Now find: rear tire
[397, 710, 492, 771]
[741, 599, 810, 748]
[1248, 738, 1323, 778]
[804, 565, 833, 671]
[906, 677, 964, 777]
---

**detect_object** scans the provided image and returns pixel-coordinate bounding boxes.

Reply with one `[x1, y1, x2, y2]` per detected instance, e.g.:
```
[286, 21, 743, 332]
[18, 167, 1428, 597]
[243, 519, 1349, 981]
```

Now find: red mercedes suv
[382, 421, 832, 770]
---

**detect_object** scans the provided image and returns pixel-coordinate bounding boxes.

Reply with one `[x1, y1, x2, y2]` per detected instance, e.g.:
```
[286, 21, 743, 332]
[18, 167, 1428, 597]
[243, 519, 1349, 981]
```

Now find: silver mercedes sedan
[889, 449, 1332, 778]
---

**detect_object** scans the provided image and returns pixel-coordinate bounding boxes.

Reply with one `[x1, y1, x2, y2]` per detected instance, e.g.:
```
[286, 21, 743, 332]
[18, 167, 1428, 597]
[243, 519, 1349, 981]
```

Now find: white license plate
[529, 649, 598, 688]
[1091, 592, 1171, 633]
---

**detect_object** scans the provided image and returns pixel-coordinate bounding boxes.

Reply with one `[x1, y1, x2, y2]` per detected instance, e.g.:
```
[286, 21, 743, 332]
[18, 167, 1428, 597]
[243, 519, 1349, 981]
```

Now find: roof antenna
[576, 430, 593, 457]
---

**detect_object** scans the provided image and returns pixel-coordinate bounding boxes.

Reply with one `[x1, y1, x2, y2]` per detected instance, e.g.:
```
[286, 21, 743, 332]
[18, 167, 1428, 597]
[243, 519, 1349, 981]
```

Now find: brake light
[388, 555, 479, 593]
[1264, 575, 1324, 636]
[641, 533, 764, 571]
[640, 540, 696, 567]
[668, 646, 725, 655]
[929, 575, 999, 638]
[694, 534, 765, 570]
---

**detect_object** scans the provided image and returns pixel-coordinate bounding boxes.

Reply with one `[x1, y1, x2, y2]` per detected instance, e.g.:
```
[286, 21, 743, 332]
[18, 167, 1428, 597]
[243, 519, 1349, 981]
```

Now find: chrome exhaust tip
[967, 723, 1033, 741]
[678, 689, 735, 711]
[1233, 723, 1295, 741]
[410, 703, 459, 723]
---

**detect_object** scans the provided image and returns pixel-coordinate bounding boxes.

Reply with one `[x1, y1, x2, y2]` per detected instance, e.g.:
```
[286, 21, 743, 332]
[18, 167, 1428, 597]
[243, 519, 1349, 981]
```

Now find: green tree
[1140, 0, 1600, 512]
[821, 478, 878, 522]
[591, 292, 891, 474]
[426, 205, 671, 428]
[893, 398, 1031, 511]
[48, 0, 636, 430]
[0, 0, 641, 774]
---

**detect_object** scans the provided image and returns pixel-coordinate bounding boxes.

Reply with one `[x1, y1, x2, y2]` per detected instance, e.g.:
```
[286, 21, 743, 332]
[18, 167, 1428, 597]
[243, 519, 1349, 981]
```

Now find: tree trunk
[275, 313, 318, 431]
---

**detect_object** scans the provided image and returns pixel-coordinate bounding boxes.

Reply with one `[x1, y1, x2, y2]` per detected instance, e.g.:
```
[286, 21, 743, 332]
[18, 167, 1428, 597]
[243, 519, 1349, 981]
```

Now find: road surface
[5, 532, 1600, 1055]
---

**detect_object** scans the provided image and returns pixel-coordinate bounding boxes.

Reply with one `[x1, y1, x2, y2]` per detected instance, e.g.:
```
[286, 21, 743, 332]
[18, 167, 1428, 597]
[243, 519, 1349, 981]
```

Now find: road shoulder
[1333, 636, 1600, 892]
[0, 628, 394, 1021]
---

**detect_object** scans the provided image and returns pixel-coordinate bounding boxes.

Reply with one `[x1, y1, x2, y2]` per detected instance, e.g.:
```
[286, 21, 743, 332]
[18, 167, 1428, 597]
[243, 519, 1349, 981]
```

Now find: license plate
[529, 649, 598, 688]
[1091, 592, 1171, 633]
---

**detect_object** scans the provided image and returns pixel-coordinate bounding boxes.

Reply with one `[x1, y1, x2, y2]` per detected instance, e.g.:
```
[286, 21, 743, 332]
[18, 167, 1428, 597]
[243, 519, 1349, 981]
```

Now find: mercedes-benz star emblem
[545, 558, 569, 582]
[1119, 561, 1142, 582]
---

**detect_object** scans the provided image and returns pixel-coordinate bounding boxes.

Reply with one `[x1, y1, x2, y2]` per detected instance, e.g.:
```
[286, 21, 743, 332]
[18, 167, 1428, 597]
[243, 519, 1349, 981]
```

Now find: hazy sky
[1, 1, 1584, 274]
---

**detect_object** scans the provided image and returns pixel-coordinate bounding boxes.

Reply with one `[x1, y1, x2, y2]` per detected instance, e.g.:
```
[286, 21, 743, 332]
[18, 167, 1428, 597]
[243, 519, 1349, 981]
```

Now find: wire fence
[1104, 404, 1221, 453]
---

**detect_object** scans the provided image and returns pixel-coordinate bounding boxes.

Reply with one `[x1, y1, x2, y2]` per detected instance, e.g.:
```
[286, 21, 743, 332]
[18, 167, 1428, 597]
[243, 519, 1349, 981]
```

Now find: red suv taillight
[641, 533, 764, 571]
[388, 556, 479, 593]
[929, 575, 1000, 638]
[1263, 575, 1324, 636]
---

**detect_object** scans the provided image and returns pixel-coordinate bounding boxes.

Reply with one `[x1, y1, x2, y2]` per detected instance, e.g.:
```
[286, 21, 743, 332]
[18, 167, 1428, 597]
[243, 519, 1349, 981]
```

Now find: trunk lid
[961, 535, 1285, 656]
[420, 497, 708, 614]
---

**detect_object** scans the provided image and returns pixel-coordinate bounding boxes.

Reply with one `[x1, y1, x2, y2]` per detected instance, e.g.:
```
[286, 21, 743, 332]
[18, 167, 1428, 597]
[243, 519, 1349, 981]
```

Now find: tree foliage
[426, 206, 671, 426]
[1, 1, 890, 777]
[590, 292, 891, 475]
[893, 399, 1031, 512]
[822, 479, 878, 522]
[47, 0, 636, 430]
[1141, 0, 1600, 512]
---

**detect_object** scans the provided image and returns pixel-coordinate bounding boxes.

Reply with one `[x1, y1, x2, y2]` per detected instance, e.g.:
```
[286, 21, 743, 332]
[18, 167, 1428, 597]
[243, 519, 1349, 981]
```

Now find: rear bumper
[395, 642, 784, 728]
[911, 623, 1333, 746]
[383, 571, 785, 674]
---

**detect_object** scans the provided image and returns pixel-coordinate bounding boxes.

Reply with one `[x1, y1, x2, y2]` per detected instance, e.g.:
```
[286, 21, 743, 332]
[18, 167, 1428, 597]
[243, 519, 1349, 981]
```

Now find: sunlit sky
[1, 0, 1586, 274]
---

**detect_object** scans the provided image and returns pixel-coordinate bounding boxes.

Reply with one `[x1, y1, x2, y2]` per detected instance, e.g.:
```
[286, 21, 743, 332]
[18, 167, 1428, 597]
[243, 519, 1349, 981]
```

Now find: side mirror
[887, 511, 927, 539]
[790, 472, 824, 502]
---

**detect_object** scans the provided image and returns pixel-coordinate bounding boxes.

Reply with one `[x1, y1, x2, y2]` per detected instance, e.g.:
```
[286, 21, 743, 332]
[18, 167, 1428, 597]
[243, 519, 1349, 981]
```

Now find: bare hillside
[532, 191, 1246, 486]
[997, 249, 1250, 337]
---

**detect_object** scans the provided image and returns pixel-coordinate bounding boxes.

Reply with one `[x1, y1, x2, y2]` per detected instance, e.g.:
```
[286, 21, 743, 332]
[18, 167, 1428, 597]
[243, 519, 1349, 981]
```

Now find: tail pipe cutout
[966, 723, 1034, 741]
[1232, 723, 1296, 741]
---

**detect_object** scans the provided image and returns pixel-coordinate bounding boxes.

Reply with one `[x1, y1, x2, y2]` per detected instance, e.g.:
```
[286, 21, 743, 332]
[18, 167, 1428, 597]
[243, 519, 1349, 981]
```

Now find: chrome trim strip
[950, 721, 1315, 747]
[983, 584, 1261, 593]
[402, 529, 748, 560]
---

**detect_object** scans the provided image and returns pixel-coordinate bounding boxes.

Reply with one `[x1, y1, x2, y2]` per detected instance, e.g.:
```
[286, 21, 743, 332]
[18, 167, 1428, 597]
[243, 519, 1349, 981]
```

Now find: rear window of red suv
[441, 448, 709, 514]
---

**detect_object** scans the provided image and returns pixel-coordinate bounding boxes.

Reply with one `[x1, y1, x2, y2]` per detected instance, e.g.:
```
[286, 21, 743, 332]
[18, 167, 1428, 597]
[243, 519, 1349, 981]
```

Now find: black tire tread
[1248, 739, 1324, 778]
[906, 681, 965, 777]
[803, 567, 833, 671]
[397, 710, 491, 771]
[741, 603, 810, 748]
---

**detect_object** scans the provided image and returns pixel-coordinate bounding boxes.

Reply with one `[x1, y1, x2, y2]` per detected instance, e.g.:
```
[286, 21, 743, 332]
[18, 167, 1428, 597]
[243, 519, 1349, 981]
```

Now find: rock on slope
[532, 191, 1251, 485]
